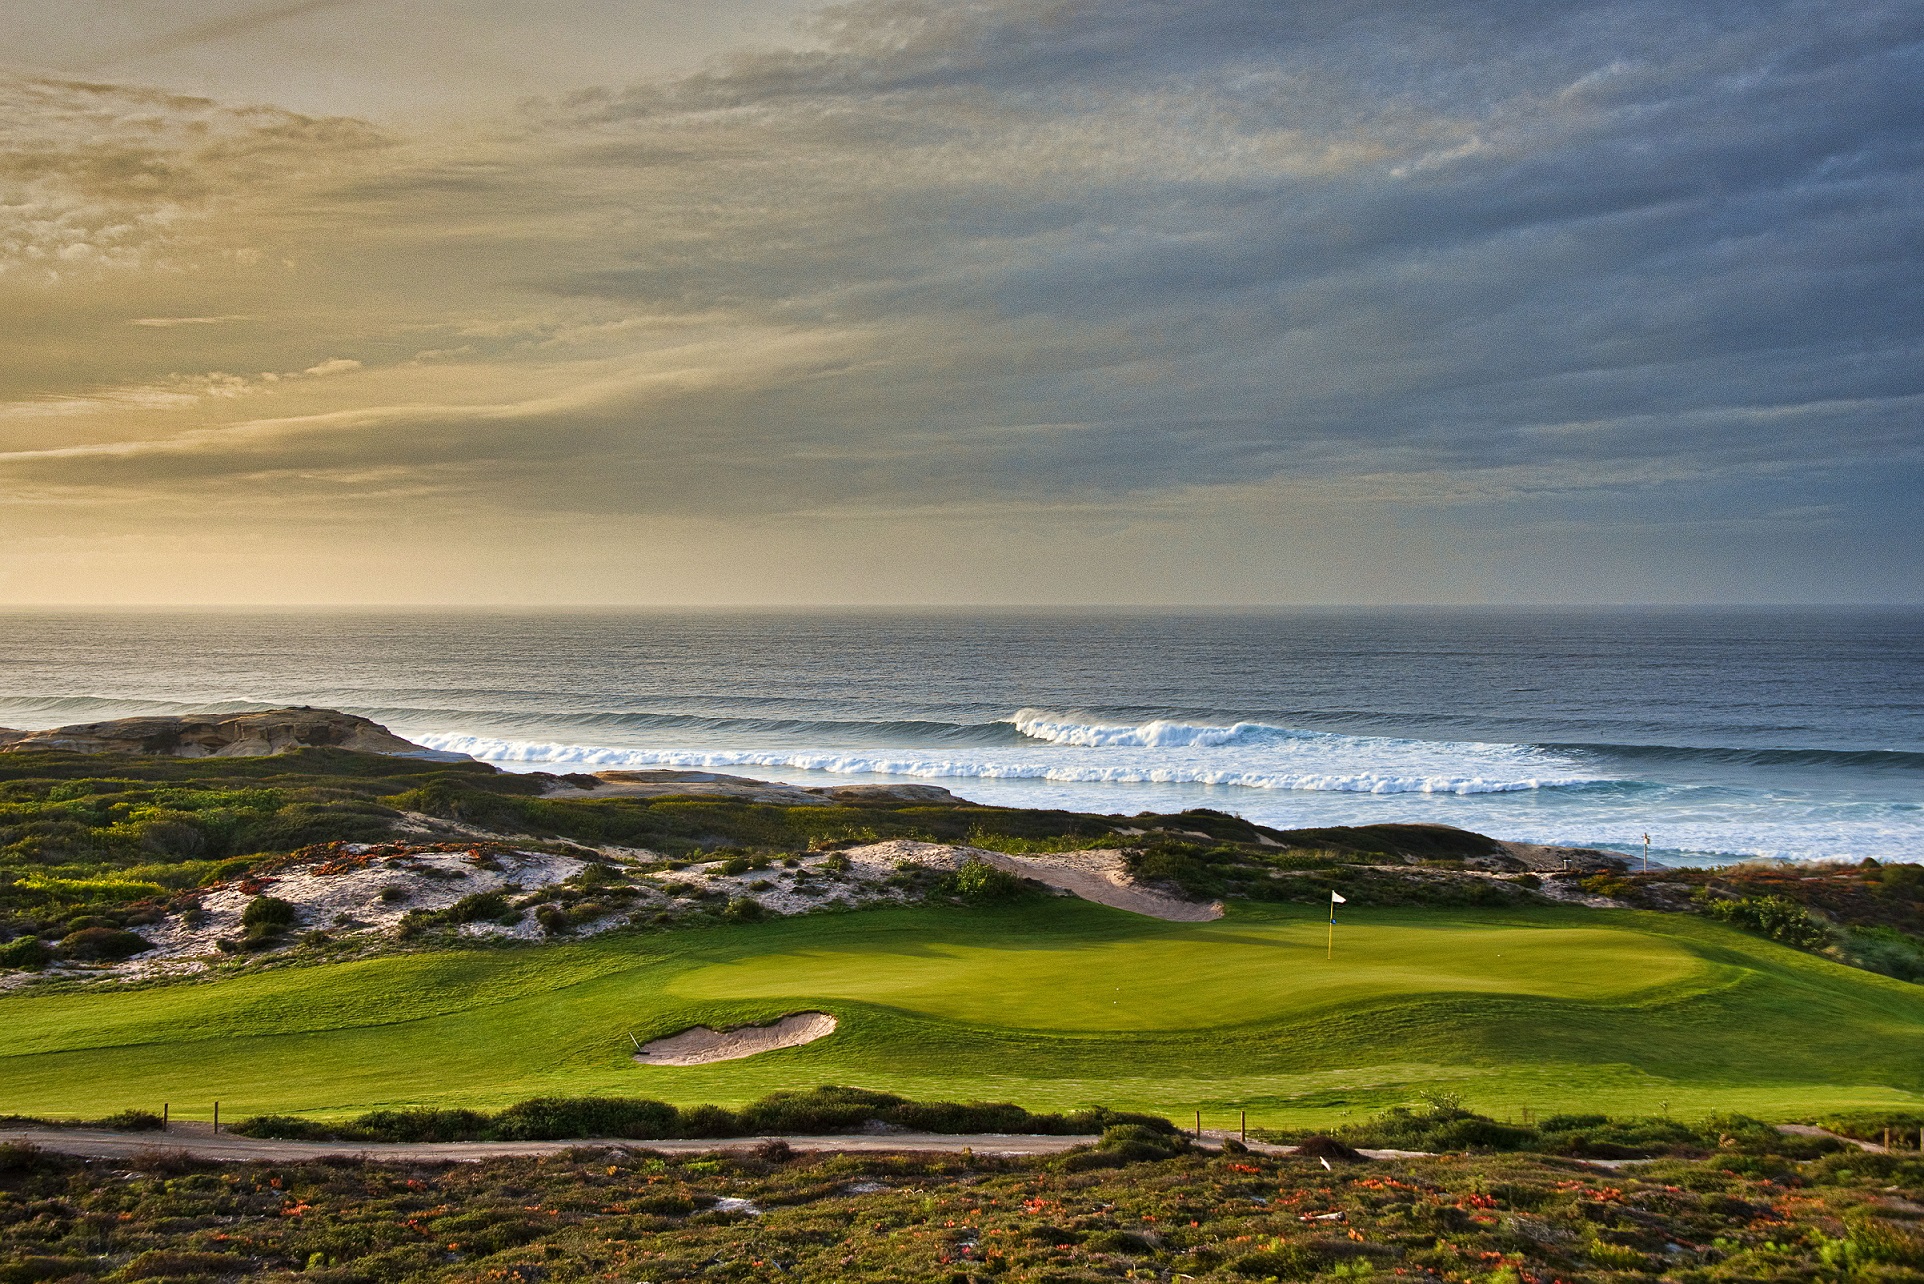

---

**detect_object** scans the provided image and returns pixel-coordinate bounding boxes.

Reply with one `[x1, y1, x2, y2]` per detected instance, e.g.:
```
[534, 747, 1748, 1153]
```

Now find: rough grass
[2, 897, 1920, 1127]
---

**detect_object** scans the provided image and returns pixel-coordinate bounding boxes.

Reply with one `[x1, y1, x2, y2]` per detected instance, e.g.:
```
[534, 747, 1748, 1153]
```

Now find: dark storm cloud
[488, 0, 1921, 505]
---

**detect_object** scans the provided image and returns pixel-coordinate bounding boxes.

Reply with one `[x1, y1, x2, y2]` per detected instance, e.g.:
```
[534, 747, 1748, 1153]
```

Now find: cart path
[0, 1122, 1097, 1162]
[1, 1122, 1432, 1164]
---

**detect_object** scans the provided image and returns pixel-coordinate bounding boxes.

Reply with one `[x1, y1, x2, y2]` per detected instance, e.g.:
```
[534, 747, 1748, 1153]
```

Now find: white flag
[1331, 890, 1347, 904]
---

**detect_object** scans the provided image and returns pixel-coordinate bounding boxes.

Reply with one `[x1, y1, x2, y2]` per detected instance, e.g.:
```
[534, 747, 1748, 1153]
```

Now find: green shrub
[1840, 925, 1924, 982]
[231, 1087, 1175, 1146]
[0, 1143, 58, 1175]
[1816, 1110, 1924, 1145]
[491, 1096, 677, 1141]
[241, 895, 298, 931]
[116, 1251, 249, 1279]
[1331, 1104, 1535, 1153]
[0, 1256, 98, 1283]
[1229, 1243, 1322, 1278]
[1095, 1122, 1185, 1161]
[947, 857, 1026, 903]
[352, 1107, 489, 1143]
[722, 896, 766, 923]
[1815, 1214, 1924, 1271]
[444, 891, 515, 924]
[1084, 1229, 1157, 1254]
[0, 936, 50, 970]
[57, 926, 149, 961]
[1697, 891, 1830, 950]
[1805, 1150, 1924, 1187]
[736, 1086, 896, 1135]
[1536, 1114, 1705, 1158]
[95, 1109, 165, 1132]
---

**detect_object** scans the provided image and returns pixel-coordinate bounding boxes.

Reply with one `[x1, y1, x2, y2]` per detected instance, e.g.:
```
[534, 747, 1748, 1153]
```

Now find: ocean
[0, 608, 1917, 866]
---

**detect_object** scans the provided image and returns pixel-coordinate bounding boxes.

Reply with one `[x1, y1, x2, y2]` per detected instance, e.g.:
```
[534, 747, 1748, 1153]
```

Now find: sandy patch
[634, 1012, 838, 1065]
[80, 846, 592, 984]
[842, 840, 1223, 922]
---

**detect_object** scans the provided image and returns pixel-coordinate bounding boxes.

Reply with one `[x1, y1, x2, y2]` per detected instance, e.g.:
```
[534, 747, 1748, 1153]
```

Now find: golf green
[3, 899, 1920, 1128]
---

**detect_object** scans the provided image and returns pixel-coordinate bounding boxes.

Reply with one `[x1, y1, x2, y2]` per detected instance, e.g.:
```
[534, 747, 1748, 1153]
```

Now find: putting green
[1, 899, 1920, 1127]
[668, 921, 1705, 1030]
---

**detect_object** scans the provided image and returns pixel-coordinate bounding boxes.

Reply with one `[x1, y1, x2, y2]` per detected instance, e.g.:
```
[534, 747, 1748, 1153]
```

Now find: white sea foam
[411, 732, 1598, 795]
[1011, 710, 1291, 748]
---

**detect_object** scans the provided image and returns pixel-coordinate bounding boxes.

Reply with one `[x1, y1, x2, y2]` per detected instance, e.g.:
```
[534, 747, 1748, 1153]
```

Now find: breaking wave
[412, 732, 1600, 795]
[1010, 709, 1304, 748]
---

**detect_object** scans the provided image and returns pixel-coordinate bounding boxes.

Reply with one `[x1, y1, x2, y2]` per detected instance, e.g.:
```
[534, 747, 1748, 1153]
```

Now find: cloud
[78, 0, 367, 71]
[1, 0, 1919, 600]
[300, 358, 362, 377]
[0, 74, 386, 277]
[130, 315, 251, 326]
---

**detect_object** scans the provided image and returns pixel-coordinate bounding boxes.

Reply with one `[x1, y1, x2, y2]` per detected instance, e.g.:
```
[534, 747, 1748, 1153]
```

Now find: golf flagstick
[1328, 889, 1346, 958]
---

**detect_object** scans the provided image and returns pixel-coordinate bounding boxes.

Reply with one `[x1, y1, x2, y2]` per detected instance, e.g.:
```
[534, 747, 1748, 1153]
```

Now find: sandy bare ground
[0, 1123, 1096, 1163]
[843, 840, 1223, 922]
[634, 1012, 838, 1065]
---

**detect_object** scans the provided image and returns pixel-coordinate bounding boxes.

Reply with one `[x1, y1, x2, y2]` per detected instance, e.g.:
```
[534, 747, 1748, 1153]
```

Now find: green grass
[3, 898, 1921, 1129]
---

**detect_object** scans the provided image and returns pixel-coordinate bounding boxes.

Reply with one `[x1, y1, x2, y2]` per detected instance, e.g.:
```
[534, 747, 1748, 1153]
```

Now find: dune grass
[2, 897, 1920, 1128]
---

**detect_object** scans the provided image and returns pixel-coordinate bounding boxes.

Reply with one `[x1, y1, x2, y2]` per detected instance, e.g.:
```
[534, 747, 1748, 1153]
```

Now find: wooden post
[162, 1103, 168, 1132]
[1195, 1110, 1201, 1141]
[212, 1101, 219, 1134]
[1240, 1110, 1247, 1144]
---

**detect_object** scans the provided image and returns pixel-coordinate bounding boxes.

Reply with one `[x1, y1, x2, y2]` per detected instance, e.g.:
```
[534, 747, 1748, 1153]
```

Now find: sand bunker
[634, 1012, 838, 1066]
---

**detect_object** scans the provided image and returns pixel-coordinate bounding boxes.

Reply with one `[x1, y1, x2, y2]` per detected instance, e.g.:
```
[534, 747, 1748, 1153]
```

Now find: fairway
[4, 899, 1921, 1128]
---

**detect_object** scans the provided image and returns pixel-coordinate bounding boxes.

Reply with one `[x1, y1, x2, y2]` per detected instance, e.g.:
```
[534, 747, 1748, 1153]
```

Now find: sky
[0, 0, 1919, 606]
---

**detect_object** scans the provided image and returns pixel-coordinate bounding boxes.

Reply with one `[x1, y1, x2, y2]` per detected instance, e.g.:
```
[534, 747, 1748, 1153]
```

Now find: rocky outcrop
[0, 708, 439, 759]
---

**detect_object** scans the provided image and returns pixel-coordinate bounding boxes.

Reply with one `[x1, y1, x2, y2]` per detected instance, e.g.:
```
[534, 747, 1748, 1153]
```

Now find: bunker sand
[634, 1012, 838, 1065]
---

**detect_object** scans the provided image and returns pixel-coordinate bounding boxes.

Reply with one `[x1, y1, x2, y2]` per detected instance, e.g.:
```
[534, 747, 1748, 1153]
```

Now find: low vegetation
[228, 1086, 1171, 1144]
[1588, 860, 1924, 983]
[4, 1105, 1923, 1283]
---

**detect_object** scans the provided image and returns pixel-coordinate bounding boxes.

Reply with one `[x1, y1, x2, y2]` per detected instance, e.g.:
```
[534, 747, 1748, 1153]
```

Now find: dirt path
[980, 850, 1224, 922]
[844, 840, 1223, 922]
[0, 1122, 1098, 1164]
[1777, 1123, 1892, 1154]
